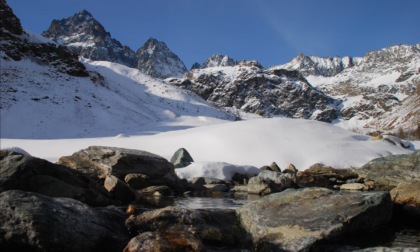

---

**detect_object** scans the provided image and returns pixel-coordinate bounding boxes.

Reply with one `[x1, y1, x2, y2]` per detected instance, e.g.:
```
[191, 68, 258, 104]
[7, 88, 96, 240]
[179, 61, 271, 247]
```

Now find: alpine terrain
[0, 2, 232, 139]
[42, 10, 187, 79]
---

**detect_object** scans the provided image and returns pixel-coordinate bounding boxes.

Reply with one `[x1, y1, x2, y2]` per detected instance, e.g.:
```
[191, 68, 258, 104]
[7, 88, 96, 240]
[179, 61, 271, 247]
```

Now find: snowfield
[1, 118, 414, 177]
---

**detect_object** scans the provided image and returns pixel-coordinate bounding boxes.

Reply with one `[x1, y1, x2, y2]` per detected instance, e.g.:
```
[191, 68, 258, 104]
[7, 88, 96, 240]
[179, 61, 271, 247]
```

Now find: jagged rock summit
[136, 37, 187, 78]
[42, 10, 187, 79]
[42, 10, 137, 67]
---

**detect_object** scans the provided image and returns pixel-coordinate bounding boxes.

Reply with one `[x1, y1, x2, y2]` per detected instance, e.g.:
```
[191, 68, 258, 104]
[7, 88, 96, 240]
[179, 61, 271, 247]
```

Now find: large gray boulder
[358, 150, 420, 189]
[0, 190, 129, 252]
[125, 206, 250, 251]
[0, 151, 114, 206]
[236, 188, 393, 251]
[390, 181, 420, 221]
[58, 146, 186, 193]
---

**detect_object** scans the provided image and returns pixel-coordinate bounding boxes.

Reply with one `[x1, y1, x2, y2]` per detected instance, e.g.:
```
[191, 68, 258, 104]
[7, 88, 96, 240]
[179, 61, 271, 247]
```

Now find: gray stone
[138, 185, 174, 196]
[269, 162, 282, 173]
[247, 170, 296, 195]
[0, 151, 114, 206]
[0, 190, 129, 252]
[358, 150, 420, 189]
[124, 173, 152, 190]
[104, 175, 139, 203]
[340, 183, 368, 191]
[125, 206, 249, 250]
[191, 177, 225, 185]
[236, 188, 393, 251]
[170, 148, 194, 168]
[390, 181, 420, 220]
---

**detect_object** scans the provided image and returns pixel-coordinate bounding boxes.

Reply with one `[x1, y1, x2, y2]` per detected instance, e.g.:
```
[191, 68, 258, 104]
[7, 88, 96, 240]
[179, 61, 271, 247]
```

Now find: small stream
[138, 194, 420, 250]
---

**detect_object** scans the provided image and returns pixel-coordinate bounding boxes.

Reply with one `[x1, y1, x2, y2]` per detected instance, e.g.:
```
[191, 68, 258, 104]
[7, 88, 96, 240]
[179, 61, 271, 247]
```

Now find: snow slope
[0, 58, 233, 139]
[2, 118, 413, 172]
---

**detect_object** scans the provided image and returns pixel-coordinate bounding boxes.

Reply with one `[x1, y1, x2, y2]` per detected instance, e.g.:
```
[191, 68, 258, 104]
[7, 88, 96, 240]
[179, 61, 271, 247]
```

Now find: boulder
[358, 151, 420, 189]
[269, 162, 281, 173]
[124, 173, 152, 190]
[0, 190, 129, 252]
[390, 181, 420, 220]
[191, 177, 226, 185]
[247, 170, 296, 195]
[125, 206, 249, 250]
[170, 148, 194, 168]
[104, 175, 139, 203]
[58, 146, 186, 193]
[0, 151, 114, 206]
[138, 185, 174, 196]
[124, 231, 204, 252]
[236, 188, 393, 251]
[340, 183, 368, 191]
[297, 163, 359, 188]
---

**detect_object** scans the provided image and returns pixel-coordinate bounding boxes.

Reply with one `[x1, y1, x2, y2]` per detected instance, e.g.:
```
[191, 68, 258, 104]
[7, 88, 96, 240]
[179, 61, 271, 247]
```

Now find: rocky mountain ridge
[169, 62, 340, 122]
[42, 10, 187, 79]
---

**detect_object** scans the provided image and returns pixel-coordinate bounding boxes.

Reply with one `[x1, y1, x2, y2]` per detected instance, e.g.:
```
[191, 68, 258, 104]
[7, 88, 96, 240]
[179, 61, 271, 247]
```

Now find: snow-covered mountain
[199, 54, 238, 68]
[135, 38, 187, 79]
[42, 10, 137, 68]
[168, 61, 340, 122]
[42, 10, 187, 79]
[0, 2, 232, 139]
[271, 45, 420, 136]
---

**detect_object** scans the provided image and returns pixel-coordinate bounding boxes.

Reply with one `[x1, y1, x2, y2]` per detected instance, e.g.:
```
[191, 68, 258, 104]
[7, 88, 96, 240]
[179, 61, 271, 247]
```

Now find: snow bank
[175, 162, 259, 181]
[1, 118, 414, 171]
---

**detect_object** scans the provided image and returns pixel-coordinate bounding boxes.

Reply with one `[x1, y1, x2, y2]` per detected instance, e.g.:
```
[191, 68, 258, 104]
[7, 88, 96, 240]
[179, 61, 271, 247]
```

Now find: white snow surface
[175, 162, 260, 181]
[1, 118, 414, 173]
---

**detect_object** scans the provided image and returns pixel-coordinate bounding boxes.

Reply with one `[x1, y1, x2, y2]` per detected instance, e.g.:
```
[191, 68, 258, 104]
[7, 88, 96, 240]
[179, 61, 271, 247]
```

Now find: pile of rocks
[0, 147, 419, 251]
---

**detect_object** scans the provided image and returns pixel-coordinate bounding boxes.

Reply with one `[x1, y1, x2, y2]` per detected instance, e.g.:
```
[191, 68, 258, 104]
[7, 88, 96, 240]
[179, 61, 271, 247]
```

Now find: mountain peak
[200, 54, 238, 68]
[136, 38, 187, 78]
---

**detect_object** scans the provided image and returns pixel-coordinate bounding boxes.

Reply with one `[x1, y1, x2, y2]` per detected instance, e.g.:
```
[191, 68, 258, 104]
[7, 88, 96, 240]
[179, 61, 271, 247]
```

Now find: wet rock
[191, 177, 225, 185]
[247, 170, 296, 195]
[237, 188, 393, 251]
[0, 151, 114, 206]
[125, 206, 249, 250]
[203, 184, 229, 192]
[358, 151, 420, 189]
[170, 148, 194, 168]
[0, 190, 129, 252]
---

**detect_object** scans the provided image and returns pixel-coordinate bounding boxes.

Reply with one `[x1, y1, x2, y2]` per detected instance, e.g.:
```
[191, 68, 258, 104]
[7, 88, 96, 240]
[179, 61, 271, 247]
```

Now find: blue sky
[7, 0, 420, 68]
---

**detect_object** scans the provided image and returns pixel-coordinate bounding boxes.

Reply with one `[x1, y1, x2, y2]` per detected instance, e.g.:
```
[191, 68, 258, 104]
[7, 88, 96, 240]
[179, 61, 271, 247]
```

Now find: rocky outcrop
[42, 10, 137, 68]
[136, 38, 187, 78]
[125, 206, 250, 251]
[0, 1, 89, 77]
[357, 150, 420, 189]
[199, 54, 238, 68]
[170, 65, 340, 122]
[297, 163, 359, 188]
[0, 150, 115, 206]
[170, 148, 194, 168]
[0, 190, 129, 252]
[237, 188, 393, 251]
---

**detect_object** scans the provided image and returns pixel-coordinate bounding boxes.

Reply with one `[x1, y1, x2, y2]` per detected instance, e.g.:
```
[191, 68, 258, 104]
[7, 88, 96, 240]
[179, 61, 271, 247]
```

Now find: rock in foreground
[0, 190, 129, 252]
[236, 188, 393, 251]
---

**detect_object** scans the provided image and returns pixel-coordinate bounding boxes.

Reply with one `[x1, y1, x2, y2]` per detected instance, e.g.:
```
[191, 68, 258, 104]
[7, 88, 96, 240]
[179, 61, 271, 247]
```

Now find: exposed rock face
[237, 188, 393, 252]
[358, 150, 420, 189]
[170, 64, 340, 122]
[0, 1, 89, 77]
[272, 44, 420, 134]
[42, 10, 137, 67]
[136, 38, 187, 78]
[0, 151, 114, 206]
[58, 146, 186, 193]
[297, 163, 359, 188]
[0, 190, 129, 252]
[199, 54, 238, 68]
[125, 206, 250, 251]
[170, 148, 194, 168]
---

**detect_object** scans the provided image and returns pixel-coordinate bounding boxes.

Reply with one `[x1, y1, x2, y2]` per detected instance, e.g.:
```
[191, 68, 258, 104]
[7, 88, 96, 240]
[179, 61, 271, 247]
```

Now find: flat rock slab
[0, 190, 129, 252]
[236, 187, 392, 251]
